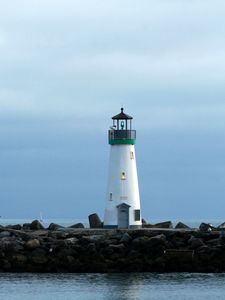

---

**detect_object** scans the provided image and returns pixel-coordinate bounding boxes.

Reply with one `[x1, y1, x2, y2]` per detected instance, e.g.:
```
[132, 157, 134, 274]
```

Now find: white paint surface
[104, 144, 141, 227]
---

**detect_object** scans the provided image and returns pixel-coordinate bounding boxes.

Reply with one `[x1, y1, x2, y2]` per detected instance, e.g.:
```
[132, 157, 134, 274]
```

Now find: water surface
[0, 273, 224, 300]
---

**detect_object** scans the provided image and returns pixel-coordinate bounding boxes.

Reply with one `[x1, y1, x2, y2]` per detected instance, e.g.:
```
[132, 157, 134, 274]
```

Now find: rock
[23, 223, 31, 230]
[132, 236, 150, 247]
[217, 222, 225, 229]
[188, 236, 205, 249]
[88, 213, 102, 228]
[142, 223, 154, 228]
[120, 233, 132, 244]
[0, 238, 24, 252]
[65, 237, 79, 245]
[0, 231, 11, 238]
[175, 222, 190, 229]
[205, 238, 222, 246]
[30, 249, 48, 264]
[153, 221, 173, 229]
[12, 254, 27, 264]
[199, 223, 214, 232]
[48, 223, 64, 231]
[108, 243, 125, 251]
[30, 220, 45, 230]
[26, 239, 40, 249]
[2, 260, 11, 271]
[87, 243, 97, 254]
[6, 224, 22, 230]
[147, 234, 167, 247]
[69, 223, 85, 229]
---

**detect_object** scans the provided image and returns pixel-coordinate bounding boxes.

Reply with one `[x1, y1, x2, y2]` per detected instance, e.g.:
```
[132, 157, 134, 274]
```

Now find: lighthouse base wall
[104, 144, 142, 228]
[103, 225, 142, 229]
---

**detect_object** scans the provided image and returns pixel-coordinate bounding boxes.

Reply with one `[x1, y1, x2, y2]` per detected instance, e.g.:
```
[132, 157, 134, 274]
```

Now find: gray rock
[23, 223, 31, 230]
[30, 249, 48, 264]
[6, 224, 22, 230]
[205, 238, 221, 246]
[108, 243, 125, 251]
[0, 231, 11, 238]
[65, 237, 79, 245]
[188, 236, 205, 249]
[199, 223, 214, 232]
[217, 222, 225, 229]
[153, 221, 173, 229]
[12, 254, 27, 264]
[147, 234, 167, 247]
[30, 220, 45, 230]
[48, 223, 64, 231]
[0, 238, 24, 252]
[88, 213, 102, 228]
[69, 223, 85, 229]
[175, 222, 190, 229]
[26, 239, 40, 249]
[132, 236, 150, 247]
[120, 233, 132, 243]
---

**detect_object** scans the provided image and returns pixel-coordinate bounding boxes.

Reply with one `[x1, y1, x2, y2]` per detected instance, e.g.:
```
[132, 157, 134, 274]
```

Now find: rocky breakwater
[1, 220, 225, 272]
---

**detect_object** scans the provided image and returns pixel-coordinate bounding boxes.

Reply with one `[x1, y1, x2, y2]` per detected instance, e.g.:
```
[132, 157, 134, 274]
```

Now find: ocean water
[0, 273, 224, 300]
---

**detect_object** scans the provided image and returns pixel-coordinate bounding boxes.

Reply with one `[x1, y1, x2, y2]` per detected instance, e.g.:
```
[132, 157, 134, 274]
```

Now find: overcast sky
[1, 0, 225, 223]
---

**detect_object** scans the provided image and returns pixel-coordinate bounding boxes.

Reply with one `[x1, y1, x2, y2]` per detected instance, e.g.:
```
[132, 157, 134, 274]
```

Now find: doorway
[117, 203, 130, 228]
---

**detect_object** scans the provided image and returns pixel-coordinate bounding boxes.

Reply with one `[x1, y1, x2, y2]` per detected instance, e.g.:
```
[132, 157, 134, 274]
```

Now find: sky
[1, 0, 225, 222]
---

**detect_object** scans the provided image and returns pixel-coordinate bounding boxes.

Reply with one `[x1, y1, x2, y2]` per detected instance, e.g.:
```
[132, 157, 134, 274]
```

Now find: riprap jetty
[1, 219, 225, 272]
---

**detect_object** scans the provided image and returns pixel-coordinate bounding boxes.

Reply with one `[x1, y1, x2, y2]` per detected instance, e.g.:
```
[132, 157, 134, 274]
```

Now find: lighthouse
[104, 108, 142, 229]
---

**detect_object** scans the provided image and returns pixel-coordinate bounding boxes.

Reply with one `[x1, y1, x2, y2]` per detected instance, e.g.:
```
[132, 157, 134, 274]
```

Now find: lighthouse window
[134, 210, 141, 221]
[121, 172, 126, 180]
[109, 193, 113, 201]
[130, 151, 134, 159]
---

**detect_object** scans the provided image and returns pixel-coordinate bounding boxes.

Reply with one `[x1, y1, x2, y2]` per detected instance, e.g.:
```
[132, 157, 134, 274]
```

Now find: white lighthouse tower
[104, 108, 142, 229]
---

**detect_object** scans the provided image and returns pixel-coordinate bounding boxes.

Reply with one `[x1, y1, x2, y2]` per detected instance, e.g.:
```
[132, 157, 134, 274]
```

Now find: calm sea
[1, 219, 225, 299]
[0, 273, 224, 300]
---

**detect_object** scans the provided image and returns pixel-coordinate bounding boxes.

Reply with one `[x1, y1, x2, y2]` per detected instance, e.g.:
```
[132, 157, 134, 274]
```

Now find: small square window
[134, 209, 141, 221]
[121, 172, 126, 180]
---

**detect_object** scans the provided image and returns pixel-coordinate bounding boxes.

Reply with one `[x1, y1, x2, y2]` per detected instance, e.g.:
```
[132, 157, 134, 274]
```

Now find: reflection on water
[0, 273, 225, 300]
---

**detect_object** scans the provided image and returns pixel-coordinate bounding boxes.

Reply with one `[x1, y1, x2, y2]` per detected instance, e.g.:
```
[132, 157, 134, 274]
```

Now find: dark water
[0, 273, 225, 300]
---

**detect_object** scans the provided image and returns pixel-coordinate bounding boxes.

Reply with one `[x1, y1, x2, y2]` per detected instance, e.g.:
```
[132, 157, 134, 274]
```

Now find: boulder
[23, 223, 31, 230]
[188, 236, 205, 249]
[69, 223, 85, 229]
[48, 223, 64, 231]
[175, 222, 190, 229]
[0, 231, 11, 238]
[132, 236, 150, 247]
[12, 254, 27, 264]
[205, 238, 222, 247]
[30, 249, 48, 264]
[153, 221, 173, 229]
[26, 239, 40, 249]
[30, 220, 45, 230]
[108, 243, 125, 252]
[199, 223, 214, 232]
[6, 224, 22, 230]
[120, 233, 132, 244]
[65, 237, 79, 245]
[88, 213, 102, 228]
[217, 222, 225, 229]
[147, 234, 167, 247]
